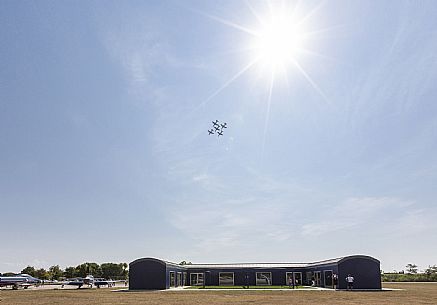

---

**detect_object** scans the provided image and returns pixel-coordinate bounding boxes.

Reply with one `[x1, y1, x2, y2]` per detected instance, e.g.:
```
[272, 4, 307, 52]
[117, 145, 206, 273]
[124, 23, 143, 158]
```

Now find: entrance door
[293, 272, 302, 286]
[177, 272, 182, 287]
[324, 270, 333, 288]
[285, 272, 293, 286]
[314, 271, 322, 286]
[170, 272, 176, 287]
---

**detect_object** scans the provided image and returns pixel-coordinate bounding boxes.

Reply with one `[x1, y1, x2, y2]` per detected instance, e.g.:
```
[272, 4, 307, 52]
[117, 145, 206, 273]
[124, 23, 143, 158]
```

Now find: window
[177, 272, 182, 287]
[190, 273, 204, 286]
[219, 272, 234, 286]
[286, 272, 293, 285]
[294, 272, 302, 286]
[306, 271, 313, 285]
[169, 271, 175, 287]
[183, 272, 187, 286]
[256, 272, 272, 285]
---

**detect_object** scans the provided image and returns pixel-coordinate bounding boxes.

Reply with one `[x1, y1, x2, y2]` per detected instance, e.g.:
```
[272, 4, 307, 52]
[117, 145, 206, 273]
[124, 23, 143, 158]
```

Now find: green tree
[48, 265, 64, 280]
[64, 267, 76, 278]
[35, 268, 49, 280]
[425, 265, 437, 275]
[425, 265, 437, 281]
[75, 263, 102, 278]
[101, 263, 128, 280]
[406, 263, 418, 274]
[121, 263, 128, 279]
[21, 266, 36, 277]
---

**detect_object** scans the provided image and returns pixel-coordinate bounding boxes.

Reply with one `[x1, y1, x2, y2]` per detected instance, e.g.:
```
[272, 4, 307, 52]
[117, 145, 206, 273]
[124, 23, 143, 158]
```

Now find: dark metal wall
[337, 257, 381, 289]
[129, 258, 167, 290]
[130, 256, 381, 290]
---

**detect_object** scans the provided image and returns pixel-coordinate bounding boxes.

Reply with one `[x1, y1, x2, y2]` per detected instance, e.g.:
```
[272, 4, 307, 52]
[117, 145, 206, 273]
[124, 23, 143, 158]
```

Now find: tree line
[382, 264, 437, 282]
[1, 263, 128, 280]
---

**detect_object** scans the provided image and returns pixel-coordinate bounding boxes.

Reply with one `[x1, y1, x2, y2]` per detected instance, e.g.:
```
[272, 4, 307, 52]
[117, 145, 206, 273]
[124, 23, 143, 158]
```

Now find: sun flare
[252, 16, 305, 72]
[196, 1, 329, 153]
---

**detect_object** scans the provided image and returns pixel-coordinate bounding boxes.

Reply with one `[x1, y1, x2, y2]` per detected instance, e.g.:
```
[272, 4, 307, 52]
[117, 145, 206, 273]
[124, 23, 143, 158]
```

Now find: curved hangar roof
[130, 255, 379, 269]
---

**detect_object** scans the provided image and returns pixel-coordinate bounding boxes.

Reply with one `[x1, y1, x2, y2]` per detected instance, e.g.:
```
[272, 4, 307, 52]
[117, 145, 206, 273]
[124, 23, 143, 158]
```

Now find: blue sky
[1, 0, 437, 273]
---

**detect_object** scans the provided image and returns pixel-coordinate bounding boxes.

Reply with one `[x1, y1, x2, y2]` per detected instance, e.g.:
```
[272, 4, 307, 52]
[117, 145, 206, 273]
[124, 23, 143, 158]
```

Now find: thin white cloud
[301, 196, 413, 237]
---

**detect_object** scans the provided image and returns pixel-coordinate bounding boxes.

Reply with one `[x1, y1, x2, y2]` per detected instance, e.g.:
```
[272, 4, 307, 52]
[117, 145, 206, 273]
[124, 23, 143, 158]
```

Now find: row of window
[169, 271, 185, 287]
[182, 272, 303, 286]
[169, 270, 333, 287]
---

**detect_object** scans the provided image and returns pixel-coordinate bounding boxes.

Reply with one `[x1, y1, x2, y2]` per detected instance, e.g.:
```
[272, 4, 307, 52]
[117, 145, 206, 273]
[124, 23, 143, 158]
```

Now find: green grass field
[1, 282, 437, 305]
[186, 285, 307, 289]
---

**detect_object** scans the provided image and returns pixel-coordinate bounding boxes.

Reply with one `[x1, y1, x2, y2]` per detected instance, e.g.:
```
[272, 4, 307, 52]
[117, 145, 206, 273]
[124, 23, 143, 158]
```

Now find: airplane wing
[93, 278, 116, 288]
[63, 278, 88, 288]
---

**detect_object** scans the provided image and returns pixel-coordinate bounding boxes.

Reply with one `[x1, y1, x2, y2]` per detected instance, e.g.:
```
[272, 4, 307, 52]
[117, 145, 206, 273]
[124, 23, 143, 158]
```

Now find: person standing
[333, 273, 338, 290]
[346, 274, 354, 290]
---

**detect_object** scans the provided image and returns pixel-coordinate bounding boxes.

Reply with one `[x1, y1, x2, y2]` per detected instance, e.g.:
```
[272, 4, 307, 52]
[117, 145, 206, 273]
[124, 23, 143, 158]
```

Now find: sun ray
[291, 59, 330, 105]
[193, 9, 258, 37]
[262, 72, 275, 157]
[280, 63, 291, 91]
[193, 57, 260, 112]
[244, 0, 265, 27]
[290, 0, 302, 20]
[296, 0, 326, 28]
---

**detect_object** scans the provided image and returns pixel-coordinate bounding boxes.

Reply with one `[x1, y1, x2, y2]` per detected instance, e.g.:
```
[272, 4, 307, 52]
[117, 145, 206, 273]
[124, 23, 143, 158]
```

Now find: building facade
[129, 255, 381, 290]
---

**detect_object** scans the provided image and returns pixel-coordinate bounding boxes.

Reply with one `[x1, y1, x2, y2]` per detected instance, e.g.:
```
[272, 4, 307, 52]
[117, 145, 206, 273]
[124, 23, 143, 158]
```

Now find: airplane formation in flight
[208, 120, 227, 137]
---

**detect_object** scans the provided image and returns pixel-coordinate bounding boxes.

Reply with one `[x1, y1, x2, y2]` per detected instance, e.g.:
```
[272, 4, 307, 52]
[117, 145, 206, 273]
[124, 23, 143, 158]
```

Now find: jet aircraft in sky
[209, 120, 228, 137]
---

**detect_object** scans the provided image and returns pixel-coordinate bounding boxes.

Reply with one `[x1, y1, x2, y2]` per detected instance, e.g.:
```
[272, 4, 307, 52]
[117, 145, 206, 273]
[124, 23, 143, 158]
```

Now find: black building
[129, 255, 381, 290]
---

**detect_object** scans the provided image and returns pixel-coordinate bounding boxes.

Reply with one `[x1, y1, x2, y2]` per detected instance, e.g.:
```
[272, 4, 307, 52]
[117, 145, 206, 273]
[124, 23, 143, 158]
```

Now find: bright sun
[252, 16, 305, 73]
[196, 2, 327, 151]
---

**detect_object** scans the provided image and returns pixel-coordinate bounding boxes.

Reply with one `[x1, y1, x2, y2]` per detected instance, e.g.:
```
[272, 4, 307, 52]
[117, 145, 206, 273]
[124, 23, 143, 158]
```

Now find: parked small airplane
[62, 275, 116, 289]
[0, 274, 41, 290]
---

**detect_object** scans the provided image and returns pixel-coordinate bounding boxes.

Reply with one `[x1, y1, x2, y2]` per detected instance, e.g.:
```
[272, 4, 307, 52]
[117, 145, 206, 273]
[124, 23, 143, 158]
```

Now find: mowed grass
[1, 283, 437, 305]
[186, 285, 307, 289]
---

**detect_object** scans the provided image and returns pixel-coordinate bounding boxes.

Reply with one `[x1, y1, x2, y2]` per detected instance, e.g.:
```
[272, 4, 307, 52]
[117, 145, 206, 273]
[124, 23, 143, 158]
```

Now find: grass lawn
[186, 285, 307, 289]
[1, 282, 437, 304]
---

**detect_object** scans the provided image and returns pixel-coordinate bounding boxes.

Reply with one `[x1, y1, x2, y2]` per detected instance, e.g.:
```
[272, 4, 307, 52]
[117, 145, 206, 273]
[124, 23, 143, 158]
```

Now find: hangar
[129, 255, 381, 290]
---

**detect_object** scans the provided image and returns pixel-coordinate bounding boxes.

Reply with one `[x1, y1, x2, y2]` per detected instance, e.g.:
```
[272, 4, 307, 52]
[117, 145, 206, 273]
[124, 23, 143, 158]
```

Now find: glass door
[314, 271, 322, 286]
[324, 270, 333, 288]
